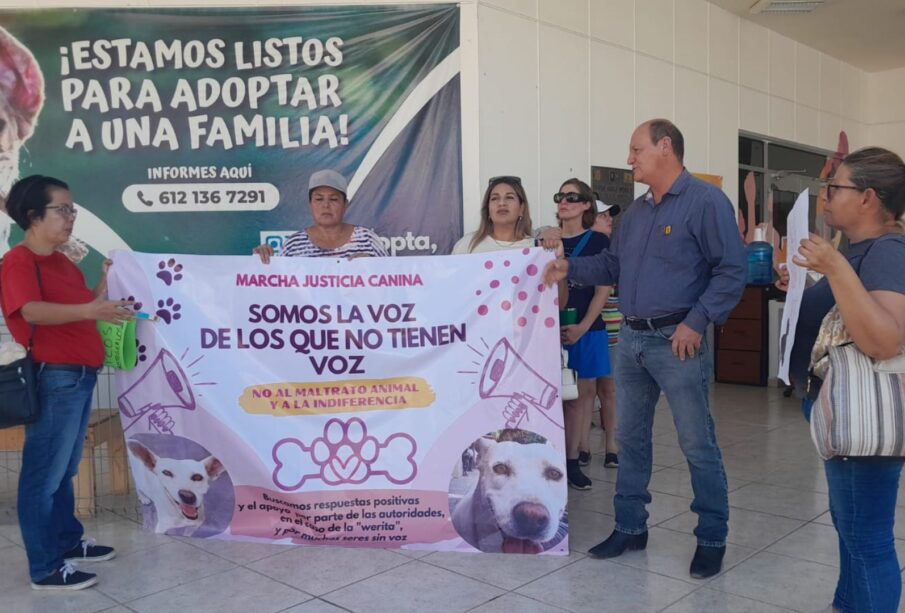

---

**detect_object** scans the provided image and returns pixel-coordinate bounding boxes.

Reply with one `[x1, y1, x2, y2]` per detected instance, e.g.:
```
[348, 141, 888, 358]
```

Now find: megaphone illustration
[479, 338, 558, 410]
[118, 348, 196, 433]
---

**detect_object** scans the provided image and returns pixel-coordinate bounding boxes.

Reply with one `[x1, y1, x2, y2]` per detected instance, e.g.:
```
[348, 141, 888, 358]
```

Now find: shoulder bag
[0, 260, 42, 428]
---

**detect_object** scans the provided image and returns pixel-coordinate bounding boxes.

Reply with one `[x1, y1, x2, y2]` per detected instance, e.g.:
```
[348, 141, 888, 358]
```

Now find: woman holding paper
[0, 175, 133, 591]
[779, 147, 905, 613]
[254, 169, 387, 261]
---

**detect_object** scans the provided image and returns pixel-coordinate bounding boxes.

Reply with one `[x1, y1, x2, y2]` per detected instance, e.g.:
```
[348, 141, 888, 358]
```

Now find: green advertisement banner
[0, 5, 462, 280]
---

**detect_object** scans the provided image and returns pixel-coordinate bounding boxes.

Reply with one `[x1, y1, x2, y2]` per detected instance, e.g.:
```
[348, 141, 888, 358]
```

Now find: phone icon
[136, 190, 153, 207]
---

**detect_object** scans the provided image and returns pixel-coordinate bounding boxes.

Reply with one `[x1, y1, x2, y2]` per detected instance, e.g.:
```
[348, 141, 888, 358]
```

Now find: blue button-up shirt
[569, 170, 746, 334]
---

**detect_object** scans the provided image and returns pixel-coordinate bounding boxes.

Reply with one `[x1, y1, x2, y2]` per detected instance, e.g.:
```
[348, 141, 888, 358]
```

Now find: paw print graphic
[156, 258, 183, 286]
[124, 295, 143, 312]
[312, 419, 378, 484]
[155, 298, 182, 324]
[135, 338, 148, 363]
[271, 418, 418, 490]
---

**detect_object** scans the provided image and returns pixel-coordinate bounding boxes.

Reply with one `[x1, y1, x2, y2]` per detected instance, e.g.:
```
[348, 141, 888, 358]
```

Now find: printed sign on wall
[0, 5, 463, 276]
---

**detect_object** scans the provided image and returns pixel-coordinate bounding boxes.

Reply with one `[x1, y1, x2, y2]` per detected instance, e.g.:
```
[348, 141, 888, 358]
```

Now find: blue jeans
[18, 367, 96, 582]
[613, 324, 728, 546]
[825, 456, 903, 613]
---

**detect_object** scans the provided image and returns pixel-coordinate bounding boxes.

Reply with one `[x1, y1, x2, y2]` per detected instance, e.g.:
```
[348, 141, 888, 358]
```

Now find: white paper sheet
[777, 189, 810, 385]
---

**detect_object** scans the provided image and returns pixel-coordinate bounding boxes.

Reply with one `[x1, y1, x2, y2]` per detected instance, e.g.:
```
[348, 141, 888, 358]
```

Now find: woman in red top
[0, 175, 132, 591]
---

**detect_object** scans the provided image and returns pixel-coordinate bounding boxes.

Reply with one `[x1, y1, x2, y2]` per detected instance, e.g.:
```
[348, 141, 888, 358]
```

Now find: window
[738, 133, 833, 250]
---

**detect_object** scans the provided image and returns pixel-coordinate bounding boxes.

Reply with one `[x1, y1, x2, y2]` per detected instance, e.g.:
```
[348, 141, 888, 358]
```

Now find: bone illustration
[272, 417, 417, 490]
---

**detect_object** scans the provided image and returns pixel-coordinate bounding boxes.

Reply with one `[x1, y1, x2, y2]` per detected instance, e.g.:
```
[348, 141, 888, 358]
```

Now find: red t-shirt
[1, 245, 104, 367]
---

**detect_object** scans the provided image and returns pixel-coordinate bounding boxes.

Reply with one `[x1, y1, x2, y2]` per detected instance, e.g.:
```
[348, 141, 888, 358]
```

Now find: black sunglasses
[488, 175, 522, 186]
[553, 192, 587, 204]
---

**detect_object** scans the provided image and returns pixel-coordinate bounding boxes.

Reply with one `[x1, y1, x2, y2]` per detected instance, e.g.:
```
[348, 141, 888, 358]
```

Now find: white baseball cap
[595, 200, 621, 216]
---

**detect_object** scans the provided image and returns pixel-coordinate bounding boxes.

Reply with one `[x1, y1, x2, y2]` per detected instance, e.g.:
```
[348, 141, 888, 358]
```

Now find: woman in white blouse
[453, 176, 535, 254]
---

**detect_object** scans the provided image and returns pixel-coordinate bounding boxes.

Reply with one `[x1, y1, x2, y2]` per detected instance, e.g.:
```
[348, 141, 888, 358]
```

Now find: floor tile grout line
[174, 535, 291, 566]
[463, 590, 574, 613]
[103, 556, 239, 606]
[417, 549, 587, 593]
[315, 556, 422, 600]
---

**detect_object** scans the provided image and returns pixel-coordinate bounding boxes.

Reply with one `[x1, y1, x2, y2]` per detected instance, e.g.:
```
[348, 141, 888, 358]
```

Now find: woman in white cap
[254, 169, 387, 261]
[592, 199, 621, 469]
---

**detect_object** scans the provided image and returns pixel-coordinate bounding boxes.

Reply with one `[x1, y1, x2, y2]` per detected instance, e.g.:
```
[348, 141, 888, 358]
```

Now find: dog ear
[473, 437, 496, 460]
[127, 440, 157, 470]
[203, 455, 226, 481]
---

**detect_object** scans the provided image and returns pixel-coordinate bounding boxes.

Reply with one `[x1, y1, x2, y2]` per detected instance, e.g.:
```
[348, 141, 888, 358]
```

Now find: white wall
[0, 0, 872, 233]
[476, 0, 868, 230]
[865, 66, 905, 156]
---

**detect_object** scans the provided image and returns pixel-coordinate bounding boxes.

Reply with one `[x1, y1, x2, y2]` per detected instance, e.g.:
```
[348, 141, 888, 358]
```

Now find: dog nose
[512, 502, 550, 536]
[178, 490, 197, 505]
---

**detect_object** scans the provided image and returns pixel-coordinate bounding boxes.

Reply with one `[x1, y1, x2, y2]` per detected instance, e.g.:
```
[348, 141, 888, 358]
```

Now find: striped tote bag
[810, 308, 905, 459]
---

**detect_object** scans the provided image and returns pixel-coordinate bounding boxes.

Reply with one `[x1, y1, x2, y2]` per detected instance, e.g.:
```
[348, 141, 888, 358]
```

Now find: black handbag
[0, 261, 41, 429]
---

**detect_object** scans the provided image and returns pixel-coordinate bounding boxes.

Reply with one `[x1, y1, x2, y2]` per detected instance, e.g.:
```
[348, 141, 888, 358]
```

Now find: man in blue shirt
[544, 119, 746, 578]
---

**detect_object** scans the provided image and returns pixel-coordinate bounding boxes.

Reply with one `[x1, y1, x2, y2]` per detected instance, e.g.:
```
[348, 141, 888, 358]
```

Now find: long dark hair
[469, 177, 534, 252]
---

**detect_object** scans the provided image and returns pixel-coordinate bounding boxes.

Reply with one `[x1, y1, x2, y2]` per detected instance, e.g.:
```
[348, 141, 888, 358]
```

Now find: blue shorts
[566, 329, 611, 379]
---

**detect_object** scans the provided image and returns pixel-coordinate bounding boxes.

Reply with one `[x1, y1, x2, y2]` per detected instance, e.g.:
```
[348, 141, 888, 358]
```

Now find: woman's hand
[537, 227, 563, 255]
[560, 323, 587, 346]
[89, 297, 136, 324]
[792, 233, 845, 276]
[101, 258, 113, 276]
[253, 244, 274, 264]
[775, 263, 789, 292]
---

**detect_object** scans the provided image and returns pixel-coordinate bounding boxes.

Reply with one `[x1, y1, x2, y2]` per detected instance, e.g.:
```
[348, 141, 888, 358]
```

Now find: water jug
[746, 227, 773, 285]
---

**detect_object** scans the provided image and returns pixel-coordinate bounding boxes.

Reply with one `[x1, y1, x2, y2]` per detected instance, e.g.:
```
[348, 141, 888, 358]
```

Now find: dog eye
[492, 463, 511, 476]
[545, 467, 563, 481]
[191, 474, 203, 482]
[162, 470, 173, 478]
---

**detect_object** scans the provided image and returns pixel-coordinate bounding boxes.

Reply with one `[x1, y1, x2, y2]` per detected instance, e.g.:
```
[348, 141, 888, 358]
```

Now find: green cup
[559, 308, 578, 326]
[97, 319, 138, 370]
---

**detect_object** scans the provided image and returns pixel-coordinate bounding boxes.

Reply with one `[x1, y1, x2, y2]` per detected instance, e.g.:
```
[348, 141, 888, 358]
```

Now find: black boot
[689, 544, 726, 578]
[587, 529, 648, 559]
[566, 459, 591, 491]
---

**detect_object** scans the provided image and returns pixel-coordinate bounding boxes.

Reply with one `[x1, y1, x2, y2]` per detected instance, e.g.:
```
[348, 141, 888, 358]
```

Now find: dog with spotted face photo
[450, 429, 567, 554]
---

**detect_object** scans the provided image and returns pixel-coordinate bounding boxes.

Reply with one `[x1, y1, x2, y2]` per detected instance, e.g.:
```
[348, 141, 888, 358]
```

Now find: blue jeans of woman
[804, 398, 904, 612]
[825, 457, 903, 613]
[18, 366, 96, 582]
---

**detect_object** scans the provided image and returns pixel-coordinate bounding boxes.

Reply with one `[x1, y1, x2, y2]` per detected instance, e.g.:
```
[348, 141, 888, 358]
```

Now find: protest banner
[107, 248, 568, 554]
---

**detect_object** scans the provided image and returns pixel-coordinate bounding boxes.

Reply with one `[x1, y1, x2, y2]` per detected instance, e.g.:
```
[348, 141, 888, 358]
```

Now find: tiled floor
[2, 383, 905, 612]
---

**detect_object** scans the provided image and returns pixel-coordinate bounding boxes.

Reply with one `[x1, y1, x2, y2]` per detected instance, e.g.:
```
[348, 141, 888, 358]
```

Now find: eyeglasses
[45, 205, 78, 219]
[824, 183, 863, 200]
[553, 192, 587, 204]
[488, 175, 522, 186]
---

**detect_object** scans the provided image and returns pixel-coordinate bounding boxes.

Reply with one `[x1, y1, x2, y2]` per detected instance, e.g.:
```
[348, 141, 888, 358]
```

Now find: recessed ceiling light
[750, 0, 825, 14]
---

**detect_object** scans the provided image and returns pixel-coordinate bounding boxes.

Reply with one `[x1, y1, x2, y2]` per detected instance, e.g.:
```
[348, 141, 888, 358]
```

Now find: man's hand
[542, 258, 569, 286]
[670, 322, 702, 361]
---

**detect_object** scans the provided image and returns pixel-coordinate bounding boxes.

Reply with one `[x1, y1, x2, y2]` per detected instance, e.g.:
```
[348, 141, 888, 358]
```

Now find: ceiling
[708, 0, 905, 72]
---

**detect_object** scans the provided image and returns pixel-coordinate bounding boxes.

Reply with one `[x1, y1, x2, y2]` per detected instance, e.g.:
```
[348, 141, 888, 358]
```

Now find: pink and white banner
[107, 249, 568, 555]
